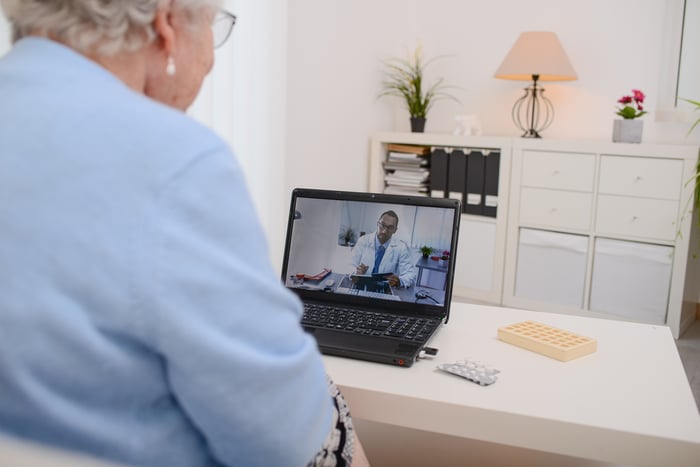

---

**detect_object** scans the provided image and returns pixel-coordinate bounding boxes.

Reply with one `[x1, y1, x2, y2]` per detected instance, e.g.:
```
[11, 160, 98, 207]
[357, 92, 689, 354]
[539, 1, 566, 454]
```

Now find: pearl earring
[166, 56, 176, 76]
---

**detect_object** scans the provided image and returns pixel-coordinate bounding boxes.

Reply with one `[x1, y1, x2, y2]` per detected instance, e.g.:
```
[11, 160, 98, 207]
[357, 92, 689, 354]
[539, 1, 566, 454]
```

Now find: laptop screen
[281, 188, 461, 319]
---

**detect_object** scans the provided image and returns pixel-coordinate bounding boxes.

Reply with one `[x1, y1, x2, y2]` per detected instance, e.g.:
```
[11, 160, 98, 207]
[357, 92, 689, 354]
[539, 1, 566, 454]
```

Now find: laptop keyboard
[302, 303, 439, 342]
[335, 287, 401, 301]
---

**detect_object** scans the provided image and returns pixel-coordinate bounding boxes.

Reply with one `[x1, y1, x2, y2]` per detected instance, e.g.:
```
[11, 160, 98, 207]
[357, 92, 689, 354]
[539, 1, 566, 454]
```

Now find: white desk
[323, 302, 700, 467]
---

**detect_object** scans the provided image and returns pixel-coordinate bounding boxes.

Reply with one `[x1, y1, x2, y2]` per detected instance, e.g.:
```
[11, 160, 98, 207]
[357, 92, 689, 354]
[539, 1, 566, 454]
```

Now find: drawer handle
[552, 170, 560, 176]
[550, 208, 558, 214]
[631, 215, 638, 222]
[634, 175, 642, 182]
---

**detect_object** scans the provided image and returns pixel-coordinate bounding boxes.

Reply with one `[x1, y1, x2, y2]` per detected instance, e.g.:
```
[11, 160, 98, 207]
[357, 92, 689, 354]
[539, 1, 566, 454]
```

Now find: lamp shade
[494, 31, 577, 82]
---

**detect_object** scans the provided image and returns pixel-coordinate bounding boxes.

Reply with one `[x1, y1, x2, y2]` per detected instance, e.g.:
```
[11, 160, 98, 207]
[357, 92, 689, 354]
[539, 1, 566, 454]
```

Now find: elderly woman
[0, 1, 368, 466]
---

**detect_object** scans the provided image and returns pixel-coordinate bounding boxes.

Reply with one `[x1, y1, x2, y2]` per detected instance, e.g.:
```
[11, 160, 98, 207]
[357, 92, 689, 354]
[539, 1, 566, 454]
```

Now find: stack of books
[382, 143, 431, 196]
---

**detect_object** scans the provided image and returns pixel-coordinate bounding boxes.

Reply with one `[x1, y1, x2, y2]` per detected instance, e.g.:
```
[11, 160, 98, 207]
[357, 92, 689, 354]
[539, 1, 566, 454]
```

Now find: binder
[482, 150, 500, 217]
[447, 149, 467, 206]
[464, 150, 485, 215]
[429, 148, 449, 198]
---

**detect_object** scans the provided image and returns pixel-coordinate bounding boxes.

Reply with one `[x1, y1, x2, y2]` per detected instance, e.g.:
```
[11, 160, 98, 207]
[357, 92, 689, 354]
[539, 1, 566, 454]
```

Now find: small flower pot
[612, 119, 643, 144]
[410, 117, 426, 133]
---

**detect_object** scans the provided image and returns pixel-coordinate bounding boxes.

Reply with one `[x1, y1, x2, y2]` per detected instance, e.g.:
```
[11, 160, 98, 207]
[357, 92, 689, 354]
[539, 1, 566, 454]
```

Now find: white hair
[0, 0, 222, 55]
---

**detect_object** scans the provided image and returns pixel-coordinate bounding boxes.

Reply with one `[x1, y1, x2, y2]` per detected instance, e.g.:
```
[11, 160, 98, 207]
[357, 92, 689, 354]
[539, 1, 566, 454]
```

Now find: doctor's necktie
[372, 245, 386, 274]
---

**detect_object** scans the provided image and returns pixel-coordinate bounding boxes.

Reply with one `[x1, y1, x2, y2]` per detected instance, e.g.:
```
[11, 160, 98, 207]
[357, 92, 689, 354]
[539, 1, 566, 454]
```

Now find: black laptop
[281, 188, 461, 367]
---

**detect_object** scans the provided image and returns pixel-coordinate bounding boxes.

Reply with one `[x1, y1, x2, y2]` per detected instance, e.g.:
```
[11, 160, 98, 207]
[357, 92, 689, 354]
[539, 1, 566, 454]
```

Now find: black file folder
[464, 150, 485, 215]
[448, 150, 467, 206]
[482, 151, 500, 217]
[429, 148, 449, 198]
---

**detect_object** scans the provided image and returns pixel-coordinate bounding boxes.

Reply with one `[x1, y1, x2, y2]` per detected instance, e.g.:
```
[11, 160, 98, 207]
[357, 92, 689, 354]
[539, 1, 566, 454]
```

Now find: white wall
[284, 0, 700, 197]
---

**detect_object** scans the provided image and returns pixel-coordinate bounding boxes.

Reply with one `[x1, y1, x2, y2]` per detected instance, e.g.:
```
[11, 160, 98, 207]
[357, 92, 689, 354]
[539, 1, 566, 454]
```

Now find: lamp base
[512, 75, 553, 138]
[521, 128, 543, 138]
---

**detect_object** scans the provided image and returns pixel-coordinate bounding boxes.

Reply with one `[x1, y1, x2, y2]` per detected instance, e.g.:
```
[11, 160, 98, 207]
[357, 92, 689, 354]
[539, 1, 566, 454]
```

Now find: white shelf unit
[369, 132, 512, 304]
[370, 132, 700, 338]
[502, 139, 700, 338]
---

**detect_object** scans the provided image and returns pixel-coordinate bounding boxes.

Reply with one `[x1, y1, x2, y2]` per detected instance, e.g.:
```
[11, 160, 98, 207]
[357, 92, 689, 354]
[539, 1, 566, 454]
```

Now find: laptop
[281, 188, 461, 367]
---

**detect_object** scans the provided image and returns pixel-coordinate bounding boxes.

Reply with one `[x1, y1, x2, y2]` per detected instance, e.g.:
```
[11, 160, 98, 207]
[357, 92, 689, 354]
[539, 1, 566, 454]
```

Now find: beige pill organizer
[497, 320, 597, 362]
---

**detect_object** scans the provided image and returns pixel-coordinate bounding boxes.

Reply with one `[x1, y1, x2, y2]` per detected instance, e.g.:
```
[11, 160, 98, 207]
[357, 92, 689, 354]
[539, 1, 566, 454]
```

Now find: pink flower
[632, 89, 645, 103]
[618, 96, 632, 104]
[615, 89, 648, 119]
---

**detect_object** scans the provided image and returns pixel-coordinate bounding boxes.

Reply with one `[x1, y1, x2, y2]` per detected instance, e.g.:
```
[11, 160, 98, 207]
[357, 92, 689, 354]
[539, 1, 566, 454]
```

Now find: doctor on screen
[352, 210, 417, 288]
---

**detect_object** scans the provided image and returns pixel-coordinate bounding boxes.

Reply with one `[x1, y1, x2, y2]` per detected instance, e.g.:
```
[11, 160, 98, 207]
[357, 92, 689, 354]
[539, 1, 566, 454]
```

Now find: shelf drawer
[589, 238, 672, 324]
[595, 195, 679, 241]
[521, 151, 595, 191]
[520, 187, 592, 230]
[598, 156, 684, 200]
[515, 228, 589, 308]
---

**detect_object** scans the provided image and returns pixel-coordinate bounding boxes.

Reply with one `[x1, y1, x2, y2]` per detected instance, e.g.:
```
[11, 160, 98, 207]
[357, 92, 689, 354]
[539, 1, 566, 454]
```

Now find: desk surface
[415, 256, 449, 271]
[287, 271, 445, 304]
[323, 302, 700, 467]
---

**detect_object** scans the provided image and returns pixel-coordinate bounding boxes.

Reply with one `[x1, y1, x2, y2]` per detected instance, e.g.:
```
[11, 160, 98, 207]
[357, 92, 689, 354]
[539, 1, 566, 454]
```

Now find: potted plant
[339, 226, 356, 246]
[612, 89, 647, 143]
[379, 45, 458, 132]
[439, 250, 450, 267]
[420, 245, 433, 258]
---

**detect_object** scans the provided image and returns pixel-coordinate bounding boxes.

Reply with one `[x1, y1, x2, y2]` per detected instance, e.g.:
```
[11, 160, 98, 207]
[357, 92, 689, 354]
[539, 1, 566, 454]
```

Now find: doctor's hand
[387, 274, 400, 287]
[356, 263, 368, 275]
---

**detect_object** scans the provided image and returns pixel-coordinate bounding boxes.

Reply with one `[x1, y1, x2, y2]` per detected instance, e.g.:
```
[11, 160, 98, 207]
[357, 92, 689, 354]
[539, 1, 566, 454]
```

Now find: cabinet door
[589, 238, 673, 324]
[419, 269, 447, 290]
[514, 228, 589, 307]
[453, 219, 496, 292]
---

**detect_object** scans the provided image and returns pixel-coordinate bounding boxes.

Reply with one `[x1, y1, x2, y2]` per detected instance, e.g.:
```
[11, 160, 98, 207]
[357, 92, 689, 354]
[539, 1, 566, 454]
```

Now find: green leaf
[680, 98, 700, 135]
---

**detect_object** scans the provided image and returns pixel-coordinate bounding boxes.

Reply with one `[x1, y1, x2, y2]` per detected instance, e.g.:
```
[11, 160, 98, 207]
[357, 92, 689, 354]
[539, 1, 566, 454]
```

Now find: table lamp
[494, 31, 577, 138]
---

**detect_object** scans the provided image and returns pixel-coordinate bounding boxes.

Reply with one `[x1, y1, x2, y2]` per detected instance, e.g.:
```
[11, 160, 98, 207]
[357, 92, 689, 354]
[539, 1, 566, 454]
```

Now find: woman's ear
[152, 6, 176, 57]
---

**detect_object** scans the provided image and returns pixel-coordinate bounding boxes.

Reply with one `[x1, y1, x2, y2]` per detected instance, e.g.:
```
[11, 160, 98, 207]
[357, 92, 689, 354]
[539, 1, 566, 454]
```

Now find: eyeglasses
[377, 221, 397, 233]
[212, 10, 236, 49]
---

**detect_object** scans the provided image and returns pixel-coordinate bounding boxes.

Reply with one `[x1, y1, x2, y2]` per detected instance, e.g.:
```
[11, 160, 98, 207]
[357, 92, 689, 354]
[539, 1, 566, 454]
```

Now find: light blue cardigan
[0, 37, 331, 467]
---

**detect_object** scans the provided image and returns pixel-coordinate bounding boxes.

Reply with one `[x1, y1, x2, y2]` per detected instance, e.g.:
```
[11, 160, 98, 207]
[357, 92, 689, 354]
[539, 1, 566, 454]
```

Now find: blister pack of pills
[436, 359, 500, 386]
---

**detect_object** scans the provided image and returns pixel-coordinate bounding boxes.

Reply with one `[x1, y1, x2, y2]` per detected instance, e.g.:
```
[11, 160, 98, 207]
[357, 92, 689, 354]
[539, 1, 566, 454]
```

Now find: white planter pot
[612, 119, 643, 143]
